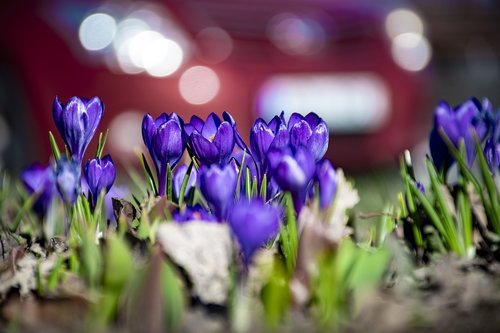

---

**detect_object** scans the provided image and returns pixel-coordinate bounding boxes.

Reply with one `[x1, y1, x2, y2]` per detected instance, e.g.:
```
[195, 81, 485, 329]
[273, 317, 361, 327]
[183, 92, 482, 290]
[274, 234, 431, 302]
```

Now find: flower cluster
[24, 95, 338, 266]
[429, 97, 498, 172]
[402, 97, 500, 261]
[141, 110, 337, 264]
[22, 96, 116, 217]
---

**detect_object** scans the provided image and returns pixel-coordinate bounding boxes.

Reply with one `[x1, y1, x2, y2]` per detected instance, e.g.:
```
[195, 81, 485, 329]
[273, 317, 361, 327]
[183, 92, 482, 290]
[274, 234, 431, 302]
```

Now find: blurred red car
[0, 0, 431, 171]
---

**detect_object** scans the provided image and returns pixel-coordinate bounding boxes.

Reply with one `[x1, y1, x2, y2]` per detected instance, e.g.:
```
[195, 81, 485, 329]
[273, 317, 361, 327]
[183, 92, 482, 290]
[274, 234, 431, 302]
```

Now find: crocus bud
[21, 163, 55, 217]
[199, 163, 237, 220]
[267, 147, 315, 213]
[84, 154, 116, 207]
[268, 147, 315, 193]
[228, 199, 281, 265]
[53, 96, 104, 162]
[429, 98, 492, 172]
[56, 158, 81, 205]
[315, 159, 337, 210]
[187, 113, 235, 166]
[250, 112, 289, 168]
[142, 113, 186, 196]
[288, 112, 329, 161]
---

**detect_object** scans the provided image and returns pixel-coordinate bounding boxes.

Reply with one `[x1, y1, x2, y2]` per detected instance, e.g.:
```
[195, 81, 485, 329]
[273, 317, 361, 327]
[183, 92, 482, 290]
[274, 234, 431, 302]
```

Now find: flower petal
[213, 122, 235, 164]
[191, 132, 220, 165]
[228, 199, 280, 265]
[307, 122, 329, 161]
[288, 112, 304, 130]
[250, 118, 275, 165]
[290, 119, 312, 149]
[202, 113, 222, 140]
[316, 159, 337, 209]
[186, 115, 204, 137]
[153, 119, 185, 167]
[52, 96, 63, 134]
[199, 164, 237, 220]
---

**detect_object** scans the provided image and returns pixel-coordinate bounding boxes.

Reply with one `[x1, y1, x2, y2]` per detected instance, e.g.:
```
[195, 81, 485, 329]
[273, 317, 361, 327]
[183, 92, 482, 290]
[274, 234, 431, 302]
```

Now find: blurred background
[0, 0, 499, 209]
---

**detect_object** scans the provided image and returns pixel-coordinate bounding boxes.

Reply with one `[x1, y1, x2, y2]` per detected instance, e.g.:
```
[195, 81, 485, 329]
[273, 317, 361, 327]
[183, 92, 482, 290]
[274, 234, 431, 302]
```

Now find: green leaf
[473, 132, 500, 232]
[407, 177, 446, 240]
[457, 181, 473, 257]
[96, 129, 109, 159]
[251, 175, 258, 198]
[161, 261, 185, 329]
[280, 192, 298, 274]
[373, 204, 394, 247]
[65, 145, 71, 160]
[235, 150, 246, 199]
[104, 234, 134, 291]
[48, 131, 61, 161]
[46, 255, 65, 292]
[9, 191, 38, 232]
[426, 158, 462, 255]
[178, 161, 194, 207]
[81, 230, 103, 289]
[140, 153, 158, 196]
[261, 258, 290, 328]
[166, 163, 173, 201]
[400, 154, 423, 248]
[245, 167, 251, 200]
[260, 173, 268, 201]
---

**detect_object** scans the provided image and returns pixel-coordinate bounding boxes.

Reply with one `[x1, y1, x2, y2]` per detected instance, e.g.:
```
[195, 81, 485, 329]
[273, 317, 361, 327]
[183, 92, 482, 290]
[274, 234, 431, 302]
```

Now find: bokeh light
[114, 18, 150, 74]
[385, 8, 424, 39]
[108, 111, 144, 158]
[142, 37, 183, 77]
[268, 13, 325, 56]
[257, 73, 390, 133]
[79, 13, 117, 51]
[391, 33, 432, 72]
[179, 66, 220, 105]
[196, 27, 233, 64]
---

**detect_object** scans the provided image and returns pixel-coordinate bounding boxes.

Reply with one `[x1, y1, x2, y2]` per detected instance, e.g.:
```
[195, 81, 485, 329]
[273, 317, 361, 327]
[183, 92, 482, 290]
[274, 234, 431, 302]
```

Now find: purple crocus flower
[288, 112, 329, 161]
[53, 96, 104, 162]
[199, 163, 237, 220]
[21, 163, 55, 217]
[186, 113, 235, 166]
[223, 111, 250, 153]
[55, 158, 81, 205]
[250, 112, 289, 175]
[267, 146, 315, 212]
[315, 159, 337, 210]
[84, 154, 116, 207]
[429, 97, 492, 171]
[267, 147, 315, 193]
[228, 199, 281, 265]
[173, 163, 197, 199]
[485, 112, 500, 170]
[173, 204, 217, 223]
[142, 113, 186, 196]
